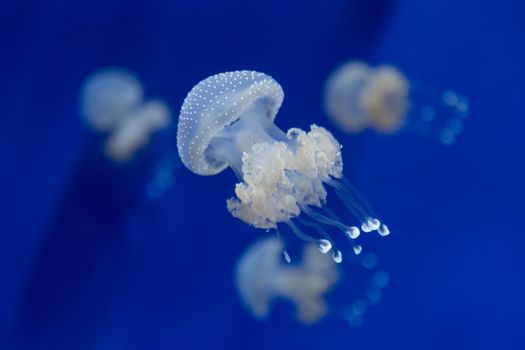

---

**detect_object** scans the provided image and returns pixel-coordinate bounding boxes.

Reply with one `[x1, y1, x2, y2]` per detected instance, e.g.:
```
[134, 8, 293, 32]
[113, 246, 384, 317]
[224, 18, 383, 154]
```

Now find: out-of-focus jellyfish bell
[80, 68, 171, 161]
[324, 61, 470, 144]
[177, 71, 390, 263]
[236, 237, 339, 324]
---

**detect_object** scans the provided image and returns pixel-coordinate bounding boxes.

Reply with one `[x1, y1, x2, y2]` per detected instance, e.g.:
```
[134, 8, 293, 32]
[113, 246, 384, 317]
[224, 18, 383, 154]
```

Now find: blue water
[0, 0, 523, 349]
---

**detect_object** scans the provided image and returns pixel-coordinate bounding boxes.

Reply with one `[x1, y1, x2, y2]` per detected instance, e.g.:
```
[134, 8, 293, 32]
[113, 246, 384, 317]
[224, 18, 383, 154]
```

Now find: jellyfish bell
[235, 237, 339, 324]
[80, 68, 171, 162]
[324, 61, 469, 144]
[177, 71, 285, 176]
[323, 61, 376, 133]
[81, 69, 144, 132]
[177, 71, 389, 262]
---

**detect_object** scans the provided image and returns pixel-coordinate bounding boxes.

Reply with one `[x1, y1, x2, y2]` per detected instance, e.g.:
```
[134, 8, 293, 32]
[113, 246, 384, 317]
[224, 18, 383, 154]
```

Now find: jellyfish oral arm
[105, 101, 170, 161]
[221, 118, 343, 230]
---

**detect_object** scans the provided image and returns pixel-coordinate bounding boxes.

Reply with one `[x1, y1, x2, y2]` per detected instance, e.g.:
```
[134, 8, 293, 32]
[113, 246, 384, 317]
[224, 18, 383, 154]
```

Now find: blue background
[0, 0, 524, 349]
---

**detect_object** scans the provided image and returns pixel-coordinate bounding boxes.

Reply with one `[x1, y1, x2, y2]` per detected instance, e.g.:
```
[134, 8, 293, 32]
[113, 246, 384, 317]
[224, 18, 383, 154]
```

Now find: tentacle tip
[318, 239, 332, 254]
[378, 224, 390, 236]
[346, 226, 360, 239]
[368, 218, 381, 231]
[332, 250, 343, 264]
[361, 222, 373, 233]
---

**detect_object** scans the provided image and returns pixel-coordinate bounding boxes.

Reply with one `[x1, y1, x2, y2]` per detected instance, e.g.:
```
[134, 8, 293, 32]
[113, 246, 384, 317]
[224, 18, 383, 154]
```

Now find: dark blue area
[0, 0, 523, 349]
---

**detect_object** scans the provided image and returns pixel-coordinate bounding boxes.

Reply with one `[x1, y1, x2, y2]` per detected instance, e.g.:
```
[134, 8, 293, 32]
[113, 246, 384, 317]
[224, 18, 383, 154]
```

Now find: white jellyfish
[324, 61, 469, 144]
[80, 68, 171, 161]
[236, 237, 339, 324]
[177, 71, 390, 263]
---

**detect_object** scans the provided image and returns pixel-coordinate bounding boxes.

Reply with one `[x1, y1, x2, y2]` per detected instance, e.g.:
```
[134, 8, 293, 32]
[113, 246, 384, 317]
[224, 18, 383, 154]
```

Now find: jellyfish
[80, 68, 171, 161]
[235, 236, 390, 325]
[324, 61, 469, 144]
[177, 71, 389, 262]
[235, 237, 339, 324]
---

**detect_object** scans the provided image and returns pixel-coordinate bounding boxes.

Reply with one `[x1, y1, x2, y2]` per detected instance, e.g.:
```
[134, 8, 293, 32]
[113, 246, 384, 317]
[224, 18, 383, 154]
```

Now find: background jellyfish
[324, 61, 470, 145]
[177, 71, 390, 263]
[80, 68, 171, 161]
[236, 236, 339, 324]
[235, 236, 390, 326]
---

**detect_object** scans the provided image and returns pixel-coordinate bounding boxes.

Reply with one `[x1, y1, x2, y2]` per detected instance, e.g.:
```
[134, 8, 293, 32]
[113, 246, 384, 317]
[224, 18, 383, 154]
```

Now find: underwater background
[0, 0, 524, 349]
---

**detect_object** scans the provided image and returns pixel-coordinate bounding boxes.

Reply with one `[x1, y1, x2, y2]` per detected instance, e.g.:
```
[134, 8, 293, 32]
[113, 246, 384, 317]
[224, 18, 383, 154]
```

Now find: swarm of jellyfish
[235, 236, 390, 326]
[177, 70, 390, 263]
[80, 68, 171, 161]
[324, 61, 470, 144]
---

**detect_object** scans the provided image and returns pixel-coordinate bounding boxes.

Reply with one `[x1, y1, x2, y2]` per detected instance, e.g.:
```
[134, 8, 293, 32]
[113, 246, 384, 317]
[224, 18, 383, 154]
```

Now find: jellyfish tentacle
[296, 216, 362, 257]
[327, 178, 385, 234]
[286, 220, 318, 244]
[336, 178, 390, 235]
[332, 249, 343, 263]
[296, 217, 336, 253]
[327, 179, 371, 222]
[377, 224, 390, 236]
[300, 205, 361, 240]
[340, 177, 378, 217]
[320, 206, 342, 221]
[409, 81, 470, 145]
[286, 220, 333, 255]
[274, 226, 291, 263]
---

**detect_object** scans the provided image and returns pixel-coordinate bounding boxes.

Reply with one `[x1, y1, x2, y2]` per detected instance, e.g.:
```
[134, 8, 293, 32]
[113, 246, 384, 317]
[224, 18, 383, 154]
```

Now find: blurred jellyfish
[80, 68, 171, 161]
[324, 61, 469, 144]
[236, 237, 339, 324]
[177, 71, 390, 263]
[235, 237, 390, 326]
